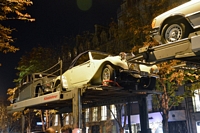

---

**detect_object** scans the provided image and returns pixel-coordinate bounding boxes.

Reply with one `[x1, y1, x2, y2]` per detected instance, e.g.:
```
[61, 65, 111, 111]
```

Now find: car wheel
[101, 64, 114, 86]
[139, 77, 156, 90]
[53, 80, 61, 92]
[35, 86, 43, 97]
[55, 84, 62, 91]
[38, 87, 44, 96]
[161, 22, 188, 44]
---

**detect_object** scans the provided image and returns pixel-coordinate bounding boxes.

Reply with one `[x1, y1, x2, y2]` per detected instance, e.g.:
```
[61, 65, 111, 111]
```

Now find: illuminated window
[193, 89, 200, 112]
[101, 106, 107, 121]
[62, 113, 72, 125]
[85, 108, 89, 122]
[92, 107, 98, 121]
[65, 114, 69, 125]
[54, 114, 59, 126]
[110, 105, 117, 119]
[70, 115, 73, 124]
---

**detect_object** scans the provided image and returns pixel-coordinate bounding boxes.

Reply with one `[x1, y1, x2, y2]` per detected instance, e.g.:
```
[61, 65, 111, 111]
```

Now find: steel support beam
[21, 113, 25, 133]
[138, 95, 152, 133]
[72, 88, 82, 132]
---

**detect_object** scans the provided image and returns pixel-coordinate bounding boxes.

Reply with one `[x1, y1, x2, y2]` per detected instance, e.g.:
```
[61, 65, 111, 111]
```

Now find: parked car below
[151, 0, 200, 44]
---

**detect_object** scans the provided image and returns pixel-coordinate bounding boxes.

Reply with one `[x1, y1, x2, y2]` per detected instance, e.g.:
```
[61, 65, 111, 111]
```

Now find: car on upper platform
[151, 0, 200, 44]
[53, 50, 158, 91]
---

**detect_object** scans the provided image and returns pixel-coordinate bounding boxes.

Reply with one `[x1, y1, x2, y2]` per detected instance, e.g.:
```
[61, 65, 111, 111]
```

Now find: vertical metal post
[138, 95, 152, 133]
[185, 97, 193, 133]
[73, 88, 82, 132]
[21, 113, 25, 133]
[59, 113, 63, 127]
[82, 109, 86, 133]
[60, 59, 63, 91]
[127, 97, 132, 133]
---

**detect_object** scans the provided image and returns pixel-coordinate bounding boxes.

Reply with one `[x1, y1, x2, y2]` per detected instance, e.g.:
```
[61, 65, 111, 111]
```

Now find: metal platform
[128, 31, 200, 65]
[7, 86, 160, 133]
[7, 86, 160, 113]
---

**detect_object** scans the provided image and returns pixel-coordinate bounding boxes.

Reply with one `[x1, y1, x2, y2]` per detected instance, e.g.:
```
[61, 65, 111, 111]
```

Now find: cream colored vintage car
[53, 50, 157, 91]
[151, 0, 200, 44]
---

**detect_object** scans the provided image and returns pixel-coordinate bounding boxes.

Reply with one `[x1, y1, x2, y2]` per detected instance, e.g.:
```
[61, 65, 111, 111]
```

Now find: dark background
[0, 0, 122, 100]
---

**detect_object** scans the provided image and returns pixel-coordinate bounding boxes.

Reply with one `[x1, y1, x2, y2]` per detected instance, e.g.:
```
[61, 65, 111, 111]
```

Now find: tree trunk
[115, 104, 126, 133]
[120, 128, 124, 133]
[161, 83, 170, 133]
[162, 112, 169, 133]
[45, 110, 49, 129]
[27, 111, 31, 133]
[40, 110, 45, 132]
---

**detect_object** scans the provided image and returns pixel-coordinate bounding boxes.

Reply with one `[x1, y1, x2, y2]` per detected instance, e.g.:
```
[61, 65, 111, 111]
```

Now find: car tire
[55, 84, 62, 92]
[53, 80, 61, 92]
[35, 86, 43, 97]
[38, 87, 43, 96]
[139, 77, 156, 90]
[101, 64, 114, 86]
[161, 22, 188, 44]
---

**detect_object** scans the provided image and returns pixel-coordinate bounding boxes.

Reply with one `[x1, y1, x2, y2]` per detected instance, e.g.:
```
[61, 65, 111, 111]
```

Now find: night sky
[0, 0, 122, 100]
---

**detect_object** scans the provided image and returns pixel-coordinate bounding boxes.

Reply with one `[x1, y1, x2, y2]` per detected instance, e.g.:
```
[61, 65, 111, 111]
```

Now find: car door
[69, 52, 94, 85]
[18, 75, 33, 101]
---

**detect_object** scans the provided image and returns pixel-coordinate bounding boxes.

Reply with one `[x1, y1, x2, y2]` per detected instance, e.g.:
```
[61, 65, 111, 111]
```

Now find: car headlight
[129, 63, 140, 72]
[151, 19, 156, 29]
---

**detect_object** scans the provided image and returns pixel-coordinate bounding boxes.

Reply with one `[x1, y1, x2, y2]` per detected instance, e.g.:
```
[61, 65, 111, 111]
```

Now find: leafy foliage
[7, 87, 17, 103]
[34, 109, 57, 131]
[0, 100, 7, 132]
[0, 99, 21, 132]
[0, 0, 34, 53]
[14, 46, 59, 82]
[154, 60, 200, 132]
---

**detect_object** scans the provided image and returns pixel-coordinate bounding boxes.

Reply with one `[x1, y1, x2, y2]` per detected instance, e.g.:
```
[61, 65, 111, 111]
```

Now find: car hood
[153, 0, 199, 28]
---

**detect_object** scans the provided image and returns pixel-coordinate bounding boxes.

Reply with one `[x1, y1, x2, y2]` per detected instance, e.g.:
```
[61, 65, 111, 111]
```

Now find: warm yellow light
[151, 19, 156, 28]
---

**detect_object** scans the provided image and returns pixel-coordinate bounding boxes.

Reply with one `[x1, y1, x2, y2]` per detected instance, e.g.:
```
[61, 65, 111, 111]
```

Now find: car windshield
[91, 52, 109, 59]
[35, 74, 42, 79]
[34, 73, 55, 79]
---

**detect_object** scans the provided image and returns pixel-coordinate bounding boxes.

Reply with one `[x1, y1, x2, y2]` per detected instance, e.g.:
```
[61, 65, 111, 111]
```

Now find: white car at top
[53, 50, 157, 91]
[151, 0, 200, 44]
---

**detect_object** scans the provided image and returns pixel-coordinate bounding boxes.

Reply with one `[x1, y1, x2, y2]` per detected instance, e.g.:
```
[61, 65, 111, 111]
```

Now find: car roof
[68, 50, 110, 69]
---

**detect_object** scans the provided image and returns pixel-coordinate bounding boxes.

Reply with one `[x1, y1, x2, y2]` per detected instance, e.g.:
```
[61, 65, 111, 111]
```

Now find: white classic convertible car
[53, 50, 157, 91]
[151, 0, 200, 44]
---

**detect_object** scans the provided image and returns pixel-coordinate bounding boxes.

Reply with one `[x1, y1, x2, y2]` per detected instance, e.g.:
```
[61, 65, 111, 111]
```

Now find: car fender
[90, 61, 122, 84]
[53, 75, 68, 90]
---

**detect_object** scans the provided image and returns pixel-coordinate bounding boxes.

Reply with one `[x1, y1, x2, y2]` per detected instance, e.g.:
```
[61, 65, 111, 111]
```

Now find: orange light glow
[151, 19, 156, 28]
